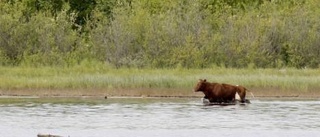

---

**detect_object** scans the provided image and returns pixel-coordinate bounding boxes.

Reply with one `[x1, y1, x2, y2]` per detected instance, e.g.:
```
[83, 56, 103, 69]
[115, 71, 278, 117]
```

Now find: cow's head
[193, 79, 207, 92]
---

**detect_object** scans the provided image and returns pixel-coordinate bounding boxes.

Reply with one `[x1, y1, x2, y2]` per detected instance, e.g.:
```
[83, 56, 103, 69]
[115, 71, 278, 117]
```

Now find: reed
[1, 66, 320, 96]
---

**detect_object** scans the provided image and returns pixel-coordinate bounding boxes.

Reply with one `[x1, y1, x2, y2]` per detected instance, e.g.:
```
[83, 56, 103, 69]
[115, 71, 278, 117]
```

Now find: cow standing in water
[193, 79, 249, 103]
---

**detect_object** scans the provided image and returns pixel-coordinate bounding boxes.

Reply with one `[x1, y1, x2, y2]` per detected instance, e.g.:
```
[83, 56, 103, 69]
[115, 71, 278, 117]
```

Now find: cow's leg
[209, 98, 222, 104]
[218, 99, 223, 103]
[208, 98, 215, 103]
[240, 91, 246, 103]
[236, 87, 247, 103]
[203, 95, 208, 99]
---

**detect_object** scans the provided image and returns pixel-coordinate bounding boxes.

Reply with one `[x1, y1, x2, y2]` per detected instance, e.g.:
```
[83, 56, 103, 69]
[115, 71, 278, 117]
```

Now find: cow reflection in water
[194, 79, 250, 104]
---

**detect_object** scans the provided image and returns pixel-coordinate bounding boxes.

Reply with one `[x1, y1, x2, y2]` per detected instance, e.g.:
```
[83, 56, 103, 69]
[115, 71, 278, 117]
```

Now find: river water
[0, 97, 320, 137]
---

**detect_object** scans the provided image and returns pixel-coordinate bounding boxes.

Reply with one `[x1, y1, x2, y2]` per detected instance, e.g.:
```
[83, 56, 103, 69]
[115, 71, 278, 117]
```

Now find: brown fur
[194, 79, 247, 103]
[222, 83, 247, 103]
[235, 85, 247, 102]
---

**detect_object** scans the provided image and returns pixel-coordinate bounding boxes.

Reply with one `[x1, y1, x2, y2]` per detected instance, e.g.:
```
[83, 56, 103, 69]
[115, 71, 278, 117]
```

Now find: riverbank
[1, 66, 320, 99]
[1, 88, 320, 99]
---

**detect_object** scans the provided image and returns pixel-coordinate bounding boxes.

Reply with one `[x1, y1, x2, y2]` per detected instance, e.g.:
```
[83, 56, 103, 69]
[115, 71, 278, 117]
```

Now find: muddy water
[0, 98, 320, 137]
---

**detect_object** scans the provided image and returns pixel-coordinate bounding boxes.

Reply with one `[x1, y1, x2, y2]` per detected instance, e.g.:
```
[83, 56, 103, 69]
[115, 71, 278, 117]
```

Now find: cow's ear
[204, 79, 206, 82]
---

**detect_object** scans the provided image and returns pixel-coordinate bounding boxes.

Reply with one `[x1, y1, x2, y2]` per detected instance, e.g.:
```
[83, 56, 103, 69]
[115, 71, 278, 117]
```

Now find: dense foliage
[1, 0, 319, 68]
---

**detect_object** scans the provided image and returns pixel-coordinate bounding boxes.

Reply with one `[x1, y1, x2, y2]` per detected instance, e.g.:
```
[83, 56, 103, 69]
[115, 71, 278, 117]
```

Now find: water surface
[0, 97, 320, 137]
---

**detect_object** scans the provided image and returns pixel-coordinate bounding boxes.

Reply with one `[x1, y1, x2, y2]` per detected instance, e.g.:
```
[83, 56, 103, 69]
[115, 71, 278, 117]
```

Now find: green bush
[1, 0, 320, 68]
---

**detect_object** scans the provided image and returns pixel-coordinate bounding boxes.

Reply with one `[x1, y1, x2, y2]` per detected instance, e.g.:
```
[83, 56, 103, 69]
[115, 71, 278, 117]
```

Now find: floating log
[37, 134, 62, 137]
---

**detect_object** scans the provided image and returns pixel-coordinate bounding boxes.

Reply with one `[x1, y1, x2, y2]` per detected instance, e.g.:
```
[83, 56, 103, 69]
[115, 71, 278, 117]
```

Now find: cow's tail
[241, 88, 254, 104]
[236, 85, 255, 99]
[246, 89, 255, 99]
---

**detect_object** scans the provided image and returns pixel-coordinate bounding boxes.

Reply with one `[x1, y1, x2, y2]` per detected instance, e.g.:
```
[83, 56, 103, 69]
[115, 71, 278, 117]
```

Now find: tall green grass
[1, 66, 320, 94]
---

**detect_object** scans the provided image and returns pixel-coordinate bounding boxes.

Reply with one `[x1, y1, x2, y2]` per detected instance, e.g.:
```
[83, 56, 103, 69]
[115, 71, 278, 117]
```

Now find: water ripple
[1, 98, 320, 137]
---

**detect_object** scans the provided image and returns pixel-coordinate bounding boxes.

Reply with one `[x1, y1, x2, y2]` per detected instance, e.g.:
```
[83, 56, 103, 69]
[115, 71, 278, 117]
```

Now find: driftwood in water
[37, 134, 62, 137]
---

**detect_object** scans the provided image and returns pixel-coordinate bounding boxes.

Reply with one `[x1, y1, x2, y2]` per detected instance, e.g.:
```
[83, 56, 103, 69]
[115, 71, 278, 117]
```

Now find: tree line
[1, 0, 319, 68]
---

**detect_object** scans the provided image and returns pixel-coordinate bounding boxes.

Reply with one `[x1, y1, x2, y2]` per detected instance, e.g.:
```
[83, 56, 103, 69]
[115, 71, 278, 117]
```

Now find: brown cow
[193, 79, 237, 103]
[193, 79, 249, 103]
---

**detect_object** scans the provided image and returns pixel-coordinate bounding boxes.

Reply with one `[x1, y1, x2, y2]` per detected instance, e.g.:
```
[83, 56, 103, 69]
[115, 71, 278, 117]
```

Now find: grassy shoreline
[1, 66, 320, 98]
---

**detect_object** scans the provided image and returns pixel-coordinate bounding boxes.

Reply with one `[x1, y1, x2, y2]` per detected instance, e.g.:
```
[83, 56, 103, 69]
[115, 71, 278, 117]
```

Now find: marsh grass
[1, 66, 320, 96]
